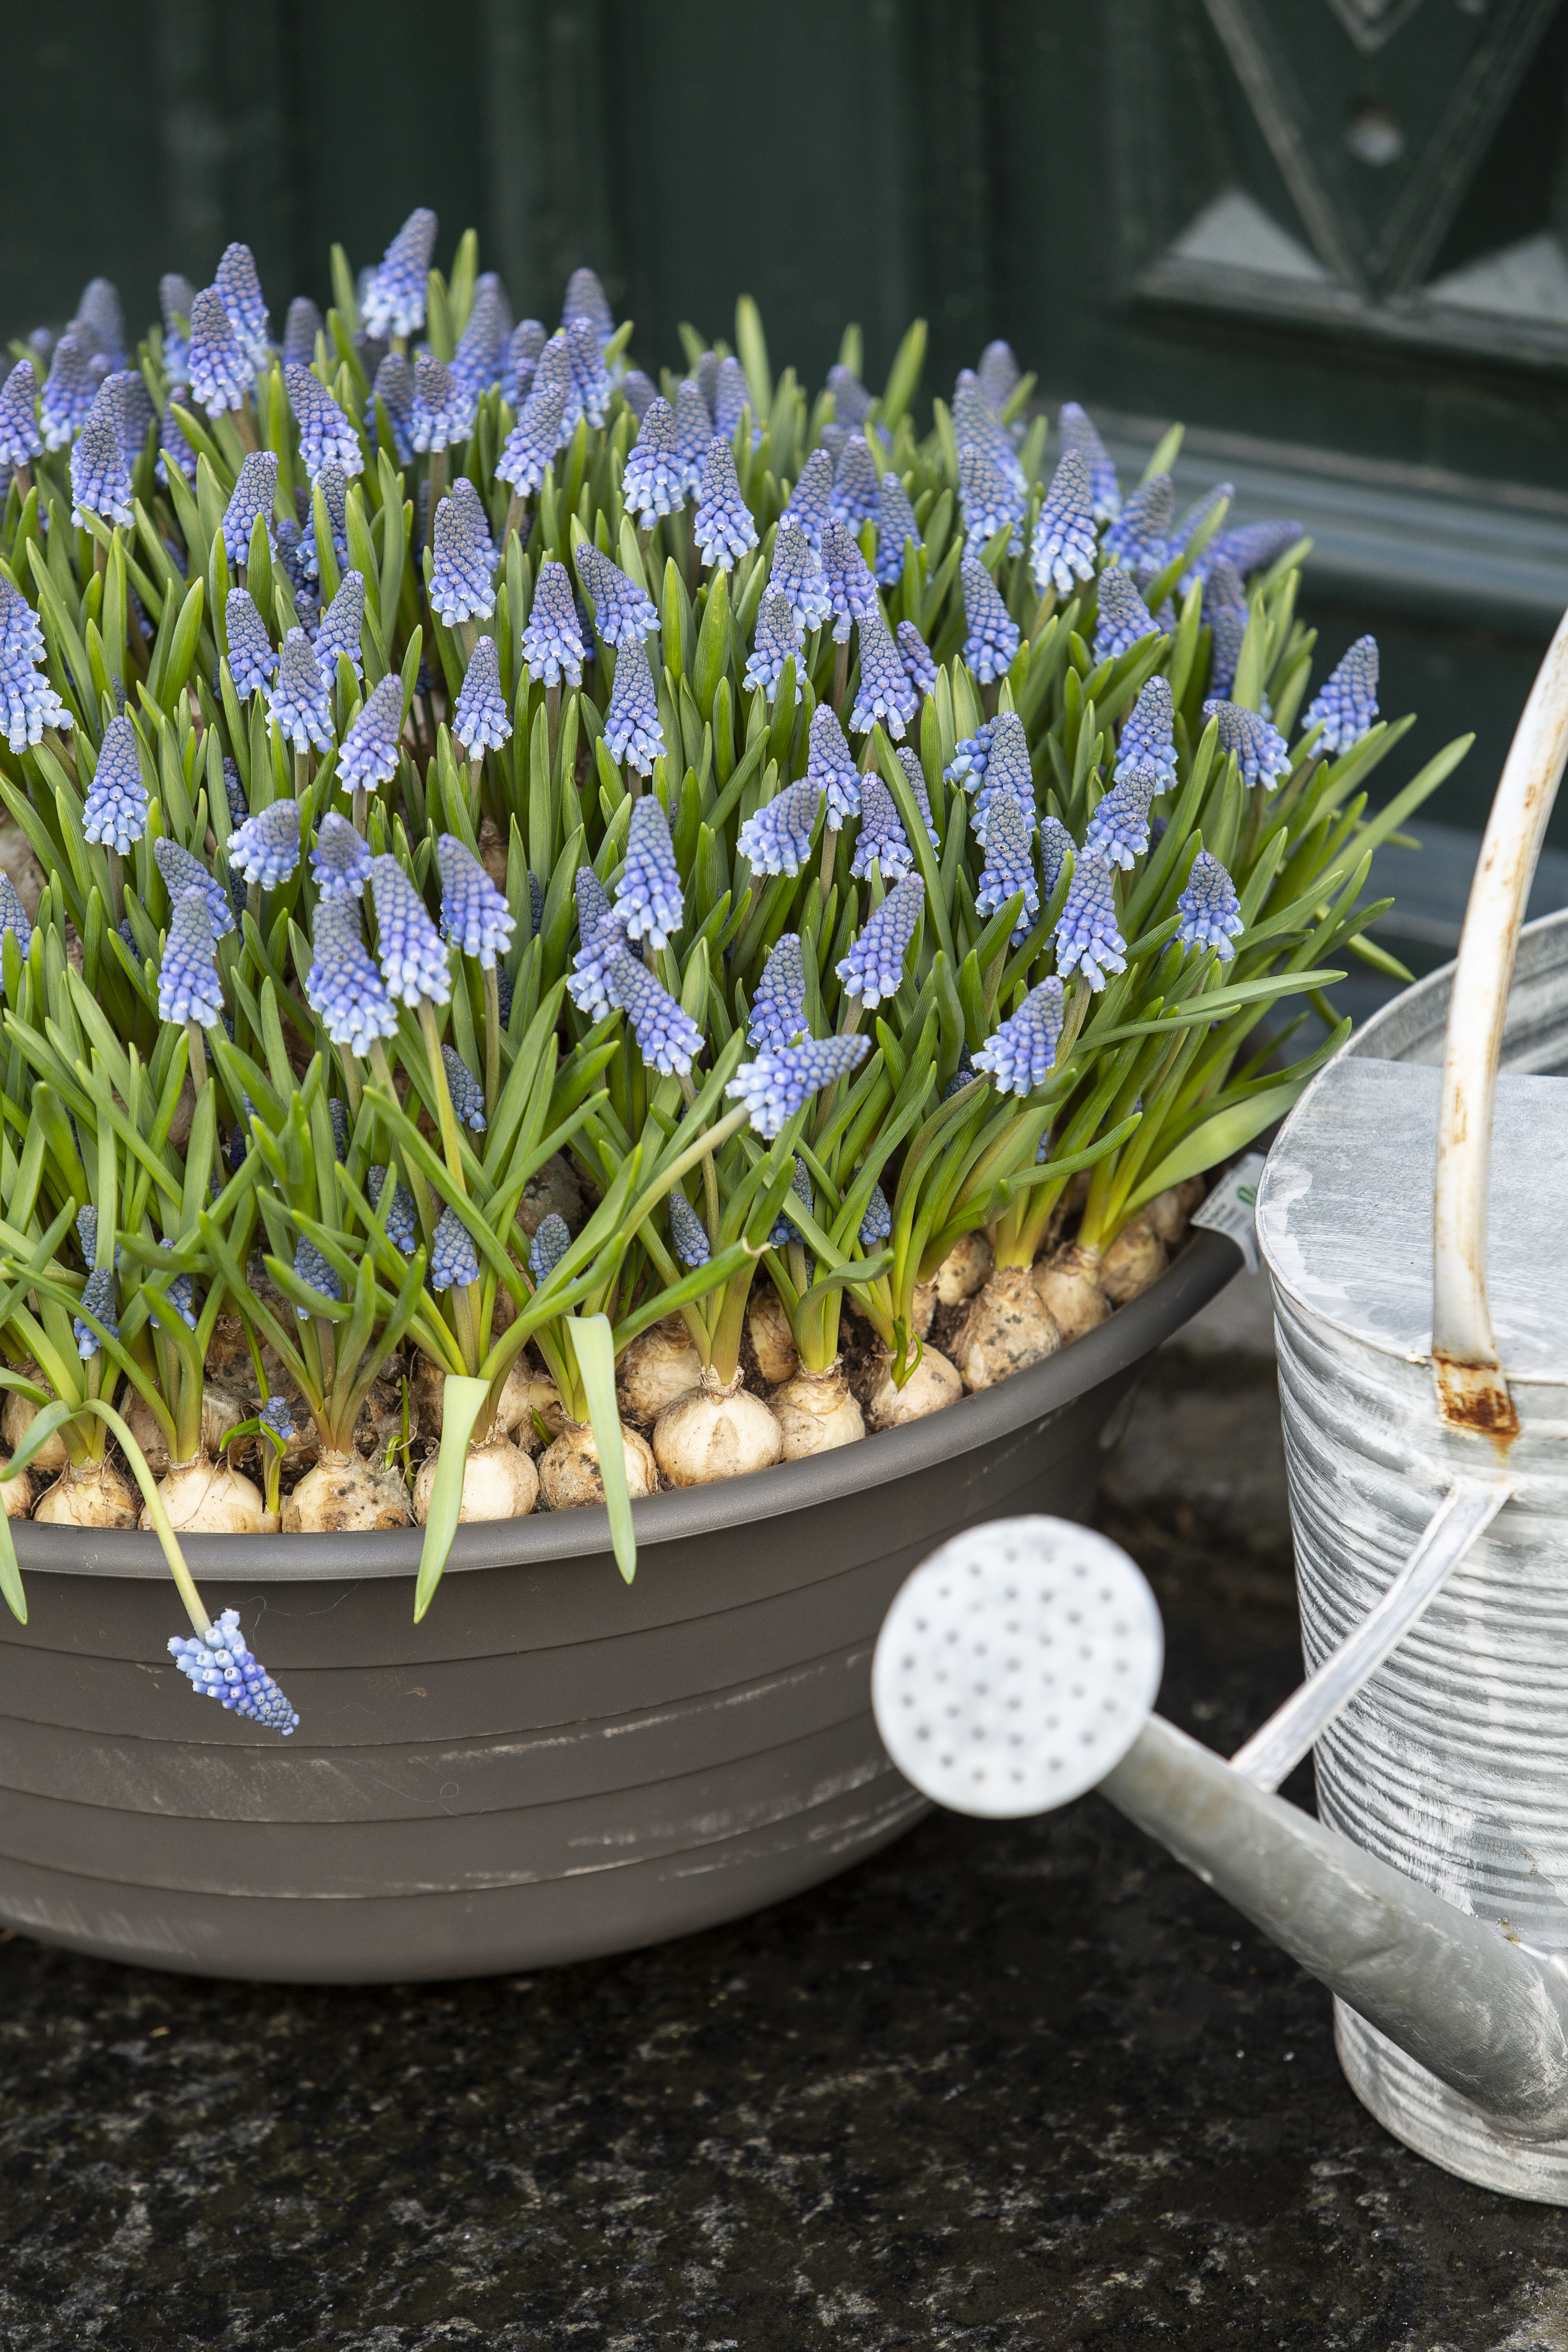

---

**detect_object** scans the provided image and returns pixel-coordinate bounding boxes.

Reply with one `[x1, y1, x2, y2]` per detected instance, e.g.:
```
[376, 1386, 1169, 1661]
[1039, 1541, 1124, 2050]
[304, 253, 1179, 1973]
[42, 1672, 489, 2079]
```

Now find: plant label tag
[1190, 1152, 1266, 1274]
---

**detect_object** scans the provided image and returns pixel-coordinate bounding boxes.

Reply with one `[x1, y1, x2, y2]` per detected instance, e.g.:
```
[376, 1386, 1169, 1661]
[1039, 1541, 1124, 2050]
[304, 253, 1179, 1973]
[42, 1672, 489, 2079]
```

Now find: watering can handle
[1431, 604, 1568, 1436]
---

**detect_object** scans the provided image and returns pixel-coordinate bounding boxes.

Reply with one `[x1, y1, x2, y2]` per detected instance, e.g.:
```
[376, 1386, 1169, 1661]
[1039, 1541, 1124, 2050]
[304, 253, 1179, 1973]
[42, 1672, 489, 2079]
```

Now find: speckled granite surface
[3, 1354, 1566, 2350]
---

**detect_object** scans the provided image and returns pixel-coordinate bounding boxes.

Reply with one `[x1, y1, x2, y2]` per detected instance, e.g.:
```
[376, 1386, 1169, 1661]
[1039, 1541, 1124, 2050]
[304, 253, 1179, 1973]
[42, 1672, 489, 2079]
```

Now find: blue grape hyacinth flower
[895, 746, 938, 842]
[170, 1609, 299, 1734]
[739, 779, 820, 878]
[441, 1046, 487, 1132]
[306, 896, 399, 1050]
[82, 716, 147, 852]
[69, 410, 132, 529]
[160, 273, 194, 382]
[1116, 676, 1178, 794]
[98, 369, 155, 464]
[851, 604, 917, 740]
[1094, 566, 1162, 665]
[820, 517, 878, 644]
[292, 1236, 343, 1319]
[622, 396, 684, 525]
[187, 287, 251, 415]
[744, 586, 803, 703]
[565, 316, 612, 430]
[285, 362, 363, 481]
[1176, 850, 1245, 960]
[154, 837, 234, 938]
[616, 795, 684, 947]
[497, 381, 568, 499]
[1209, 518, 1304, 580]
[602, 645, 666, 775]
[975, 785, 1039, 940]
[522, 560, 585, 687]
[40, 334, 100, 450]
[1102, 473, 1174, 577]
[214, 242, 270, 370]
[314, 569, 366, 683]
[837, 874, 924, 1006]
[0, 360, 40, 469]
[726, 1033, 869, 1140]
[748, 933, 807, 1049]
[962, 559, 1020, 684]
[1204, 559, 1247, 700]
[74, 1265, 117, 1359]
[222, 451, 278, 567]
[158, 895, 224, 1027]
[831, 434, 879, 528]
[158, 397, 199, 488]
[1302, 635, 1379, 755]
[363, 208, 438, 340]
[310, 811, 372, 902]
[438, 832, 515, 968]
[860, 1184, 892, 1247]
[783, 446, 834, 549]
[957, 442, 1026, 556]
[850, 771, 913, 883]
[283, 297, 322, 369]
[875, 469, 922, 586]
[367, 1165, 420, 1254]
[768, 514, 831, 634]
[229, 797, 301, 889]
[266, 628, 334, 753]
[338, 673, 404, 794]
[1058, 402, 1120, 520]
[1038, 815, 1074, 904]
[713, 354, 760, 448]
[452, 633, 512, 757]
[668, 1188, 710, 1269]
[805, 704, 860, 829]
[371, 855, 452, 1009]
[670, 379, 712, 496]
[1030, 450, 1098, 595]
[430, 477, 495, 624]
[896, 621, 937, 699]
[1204, 697, 1292, 789]
[953, 378, 1026, 488]
[411, 354, 472, 454]
[451, 279, 509, 401]
[1054, 849, 1127, 990]
[1085, 758, 1158, 870]
[223, 586, 277, 697]
[606, 950, 704, 1076]
[567, 868, 628, 1018]
[0, 873, 30, 961]
[973, 977, 1066, 1095]
[529, 1212, 571, 1285]
[575, 543, 657, 649]
[372, 351, 416, 463]
[0, 576, 71, 751]
[693, 438, 758, 570]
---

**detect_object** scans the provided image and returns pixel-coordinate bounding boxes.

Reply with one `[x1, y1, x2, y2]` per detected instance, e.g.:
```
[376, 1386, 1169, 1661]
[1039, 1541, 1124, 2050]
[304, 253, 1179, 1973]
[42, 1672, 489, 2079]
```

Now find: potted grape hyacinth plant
[0, 214, 1468, 1982]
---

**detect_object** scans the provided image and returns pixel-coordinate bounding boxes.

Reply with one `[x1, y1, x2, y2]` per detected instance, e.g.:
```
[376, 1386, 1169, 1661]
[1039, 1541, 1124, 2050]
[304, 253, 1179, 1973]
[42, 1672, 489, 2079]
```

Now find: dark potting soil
[0, 1347, 1559, 2350]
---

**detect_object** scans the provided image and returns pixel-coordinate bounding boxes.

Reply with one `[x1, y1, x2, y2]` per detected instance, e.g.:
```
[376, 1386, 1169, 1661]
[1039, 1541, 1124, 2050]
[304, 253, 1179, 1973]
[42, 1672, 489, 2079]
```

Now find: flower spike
[1302, 635, 1379, 754]
[973, 978, 1066, 1096]
[739, 780, 821, 878]
[438, 833, 516, 968]
[1030, 450, 1098, 595]
[154, 837, 235, 938]
[1054, 850, 1126, 990]
[69, 408, 132, 529]
[1203, 698, 1292, 789]
[850, 771, 913, 883]
[806, 703, 860, 826]
[158, 895, 224, 1027]
[285, 362, 363, 481]
[603, 645, 666, 775]
[961, 558, 1020, 684]
[744, 586, 803, 704]
[314, 569, 366, 682]
[363, 208, 438, 340]
[1085, 759, 1158, 870]
[622, 397, 685, 526]
[187, 287, 251, 415]
[339, 673, 405, 794]
[522, 560, 585, 687]
[265, 628, 334, 752]
[82, 716, 147, 852]
[749, 933, 807, 1048]
[727, 1034, 869, 1140]
[370, 855, 451, 1008]
[616, 796, 684, 947]
[223, 587, 277, 697]
[836, 874, 924, 1006]
[430, 477, 496, 625]
[1176, 851, 1245, 960]
[693, 437, 758, 570]
[575, 542, 657, 649]
[306, 897, 399, 1049]
[310, 812, 373, 902]
[850, 604, 917, 740]
[783, 447, 834, 549]
[170, 1610, 298, 1734]
[606, 951, 704, 1076]
[452, 633, 512, 756]
[1093, 566, 1162, 664]
[215, 243, 271, 369]
[229, 798, 302, 889]
[221, 451, 278, 567]
[1116, 676, 1177, 794]
[1058, 402, 1119, 520]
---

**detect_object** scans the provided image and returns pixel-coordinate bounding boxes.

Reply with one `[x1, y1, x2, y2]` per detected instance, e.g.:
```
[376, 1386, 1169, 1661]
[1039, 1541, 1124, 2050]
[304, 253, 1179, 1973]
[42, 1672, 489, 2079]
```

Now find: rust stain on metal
[1433, 1354, 1520, 1449]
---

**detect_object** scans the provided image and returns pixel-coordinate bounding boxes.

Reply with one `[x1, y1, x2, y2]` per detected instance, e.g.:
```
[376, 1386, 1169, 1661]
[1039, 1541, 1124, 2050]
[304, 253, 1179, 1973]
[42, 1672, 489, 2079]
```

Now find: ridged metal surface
[1261, 907, 1568, 2198]
[0, 1236, 1238, 1984]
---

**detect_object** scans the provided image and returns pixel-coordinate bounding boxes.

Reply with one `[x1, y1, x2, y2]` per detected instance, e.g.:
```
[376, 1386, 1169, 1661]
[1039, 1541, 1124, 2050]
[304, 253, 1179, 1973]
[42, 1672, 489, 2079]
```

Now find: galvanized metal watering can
[874, 612, 1568, 2204]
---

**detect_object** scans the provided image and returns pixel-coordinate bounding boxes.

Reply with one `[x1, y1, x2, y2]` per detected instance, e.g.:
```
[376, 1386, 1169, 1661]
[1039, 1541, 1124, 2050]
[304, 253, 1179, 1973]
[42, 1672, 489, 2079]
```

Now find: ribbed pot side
[0, 1236, 1234, 1984]
[1262, 908, 1568, 2203]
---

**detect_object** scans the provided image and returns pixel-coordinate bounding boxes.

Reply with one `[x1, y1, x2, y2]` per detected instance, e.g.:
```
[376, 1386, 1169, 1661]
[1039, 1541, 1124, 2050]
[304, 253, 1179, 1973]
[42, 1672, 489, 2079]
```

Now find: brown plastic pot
[0, 1233, 1240, 1982]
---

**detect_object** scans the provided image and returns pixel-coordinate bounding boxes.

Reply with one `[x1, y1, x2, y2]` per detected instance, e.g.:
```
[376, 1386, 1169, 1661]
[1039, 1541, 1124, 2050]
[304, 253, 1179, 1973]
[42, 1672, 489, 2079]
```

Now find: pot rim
[11, 1231, 1241, 1582]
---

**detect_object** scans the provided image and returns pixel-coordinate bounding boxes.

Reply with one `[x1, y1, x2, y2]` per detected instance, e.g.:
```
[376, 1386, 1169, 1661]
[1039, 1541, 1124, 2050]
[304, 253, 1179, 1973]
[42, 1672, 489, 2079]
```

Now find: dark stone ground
[3, 1324, 1565, 2350]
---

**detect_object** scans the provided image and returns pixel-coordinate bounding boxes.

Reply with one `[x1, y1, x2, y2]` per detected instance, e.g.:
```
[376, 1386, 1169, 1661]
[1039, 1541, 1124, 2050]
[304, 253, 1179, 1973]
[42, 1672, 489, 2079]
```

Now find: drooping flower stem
[106, 849, 124, 927]
[467, 755, 483, 827]
[546, 681, 561, 775]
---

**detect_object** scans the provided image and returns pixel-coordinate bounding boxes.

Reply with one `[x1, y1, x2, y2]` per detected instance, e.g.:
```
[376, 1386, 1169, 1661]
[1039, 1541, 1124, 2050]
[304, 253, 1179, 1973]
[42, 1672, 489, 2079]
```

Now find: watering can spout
[873, 1510, 1568, 2143]
[1102, 1711, 1568, 2139]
